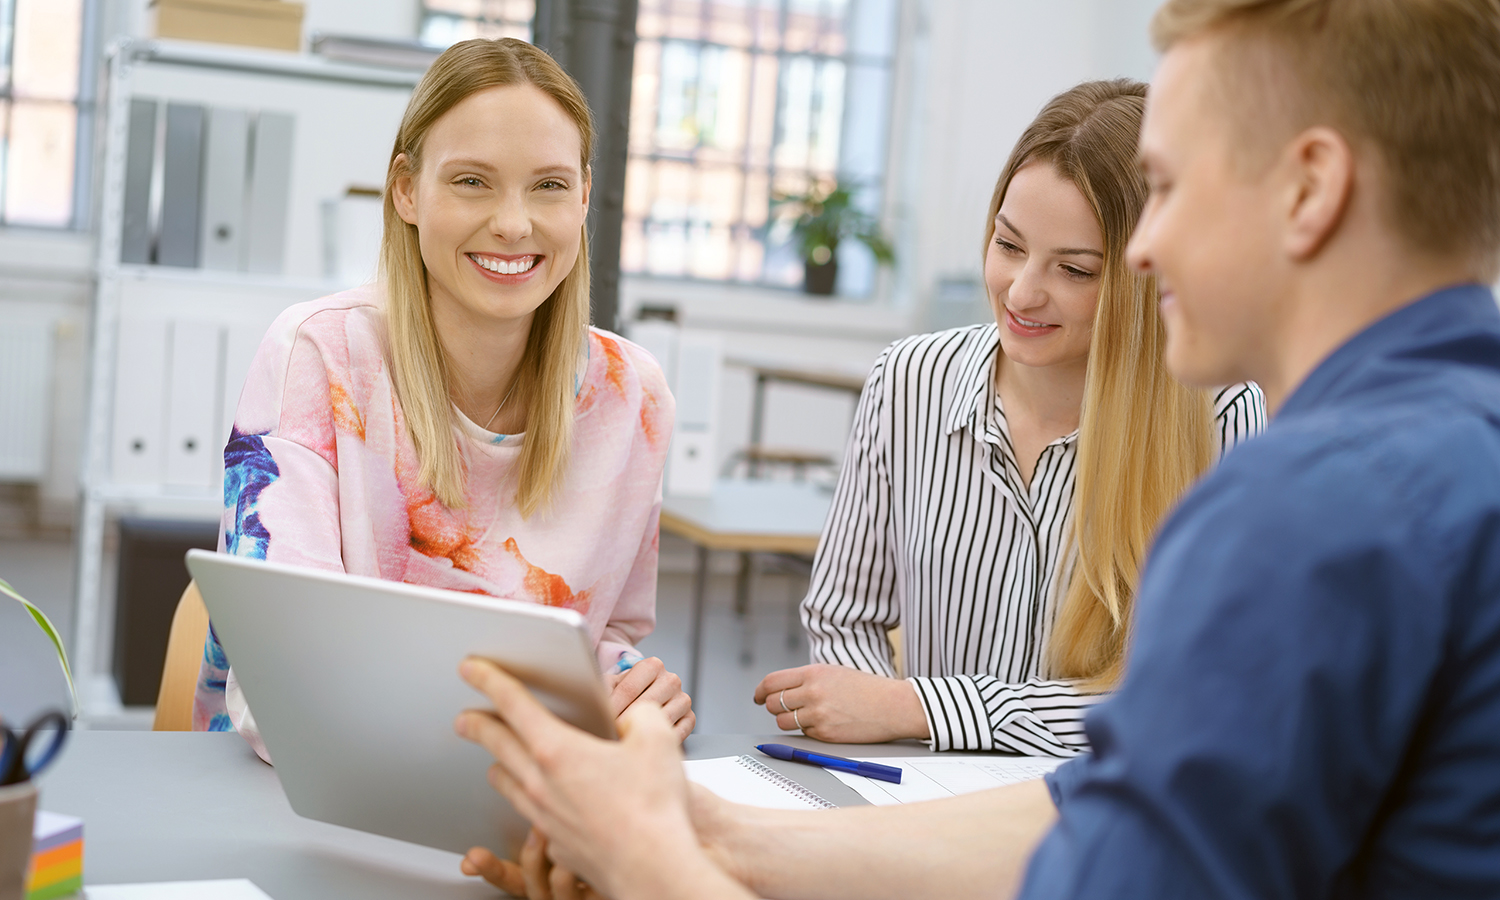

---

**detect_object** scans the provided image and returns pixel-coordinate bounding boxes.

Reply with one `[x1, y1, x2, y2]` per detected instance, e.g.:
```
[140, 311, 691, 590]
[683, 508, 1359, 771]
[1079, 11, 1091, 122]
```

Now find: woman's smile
[468, 251, 544, 283]
[1004, 308, 1060, 337]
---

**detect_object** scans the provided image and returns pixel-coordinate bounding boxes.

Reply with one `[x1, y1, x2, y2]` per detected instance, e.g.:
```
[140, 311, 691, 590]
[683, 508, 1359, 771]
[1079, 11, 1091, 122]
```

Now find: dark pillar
[533, 0, 638, 334]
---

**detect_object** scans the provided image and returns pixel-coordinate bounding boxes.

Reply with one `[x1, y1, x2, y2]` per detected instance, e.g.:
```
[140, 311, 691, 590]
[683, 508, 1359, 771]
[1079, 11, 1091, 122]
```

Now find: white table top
[659, 480, 833, 554]
[39, 731, 927, 898]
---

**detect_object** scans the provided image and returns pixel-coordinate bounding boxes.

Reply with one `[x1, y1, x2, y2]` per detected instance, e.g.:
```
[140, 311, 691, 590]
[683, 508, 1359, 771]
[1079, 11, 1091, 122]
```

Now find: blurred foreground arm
[456, 657, 1056, 900]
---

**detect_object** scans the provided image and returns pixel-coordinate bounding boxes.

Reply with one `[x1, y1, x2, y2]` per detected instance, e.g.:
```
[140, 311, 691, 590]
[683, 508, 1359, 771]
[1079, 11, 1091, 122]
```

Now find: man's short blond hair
[1152, 0, 1500, 278]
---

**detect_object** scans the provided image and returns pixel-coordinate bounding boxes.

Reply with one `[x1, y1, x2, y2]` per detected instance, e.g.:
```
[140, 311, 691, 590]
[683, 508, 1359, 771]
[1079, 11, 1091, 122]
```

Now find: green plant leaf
[0, 576, 79, 717]
[777, 176, 896, 270]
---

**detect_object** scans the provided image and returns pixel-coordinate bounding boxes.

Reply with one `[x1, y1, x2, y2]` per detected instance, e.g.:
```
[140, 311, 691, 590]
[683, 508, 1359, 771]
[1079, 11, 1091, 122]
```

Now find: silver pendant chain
[482, 378, 519, 431]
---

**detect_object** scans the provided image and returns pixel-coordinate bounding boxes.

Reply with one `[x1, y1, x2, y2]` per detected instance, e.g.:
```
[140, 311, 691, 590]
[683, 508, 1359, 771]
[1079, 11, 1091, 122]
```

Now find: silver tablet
[186, 549, 615, 857]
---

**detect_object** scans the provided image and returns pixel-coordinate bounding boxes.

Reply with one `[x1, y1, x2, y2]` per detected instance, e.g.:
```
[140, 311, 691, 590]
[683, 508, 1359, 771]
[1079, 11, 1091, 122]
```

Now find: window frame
[622, 0, 902, 295]
[0, 0, 99, 232]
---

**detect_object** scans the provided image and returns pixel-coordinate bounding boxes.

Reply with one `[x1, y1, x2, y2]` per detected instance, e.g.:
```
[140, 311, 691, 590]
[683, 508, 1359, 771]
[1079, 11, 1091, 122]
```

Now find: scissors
[0, 709, 69, 787]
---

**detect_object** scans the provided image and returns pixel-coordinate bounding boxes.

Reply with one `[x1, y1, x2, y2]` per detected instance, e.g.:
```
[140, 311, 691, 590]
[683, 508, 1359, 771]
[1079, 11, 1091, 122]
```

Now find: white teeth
[473, 254, 538, 275]
[1013, 312, 1049, 328]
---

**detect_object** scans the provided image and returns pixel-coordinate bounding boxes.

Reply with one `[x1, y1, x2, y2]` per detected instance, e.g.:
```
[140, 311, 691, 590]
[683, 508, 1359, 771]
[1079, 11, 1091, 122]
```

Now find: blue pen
[757, 743, 902, 784]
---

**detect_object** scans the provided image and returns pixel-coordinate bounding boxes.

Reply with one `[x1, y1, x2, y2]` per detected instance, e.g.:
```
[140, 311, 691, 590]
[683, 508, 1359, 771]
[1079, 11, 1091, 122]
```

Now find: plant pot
[803, 255, 838, 296]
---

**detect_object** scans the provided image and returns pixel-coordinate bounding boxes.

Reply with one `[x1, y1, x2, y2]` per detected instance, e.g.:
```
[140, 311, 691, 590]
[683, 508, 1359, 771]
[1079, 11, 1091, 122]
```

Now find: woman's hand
[752, 664, 930, 743]
[606, 656, 695, 743]
[460, 830, 604, 900]
[455, 658, 750, 900]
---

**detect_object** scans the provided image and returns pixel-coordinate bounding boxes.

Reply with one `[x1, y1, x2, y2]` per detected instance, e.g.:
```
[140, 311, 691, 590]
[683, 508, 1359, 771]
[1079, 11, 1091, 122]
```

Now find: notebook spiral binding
[736, 755, 837, 809]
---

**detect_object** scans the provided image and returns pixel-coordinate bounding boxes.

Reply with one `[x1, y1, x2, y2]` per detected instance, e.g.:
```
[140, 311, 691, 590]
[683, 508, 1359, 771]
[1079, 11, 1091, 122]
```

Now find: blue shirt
[1022, 285, 1500, 900]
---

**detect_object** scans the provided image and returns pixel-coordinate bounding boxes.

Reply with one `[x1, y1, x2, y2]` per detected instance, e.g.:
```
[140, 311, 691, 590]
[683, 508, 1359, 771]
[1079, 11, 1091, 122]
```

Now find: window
[624, 0, 899, 294]
[420, 0, 535, 46]
[0, 0, 91, 229]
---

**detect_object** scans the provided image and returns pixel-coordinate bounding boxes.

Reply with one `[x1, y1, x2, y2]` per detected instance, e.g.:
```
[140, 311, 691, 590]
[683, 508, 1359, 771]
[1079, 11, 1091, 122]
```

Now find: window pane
[0, 0, 14, 92]
[637, 3, 665, 40]
[491, 0, 534, 22]
[426, 0, 484, 15]
[660, 0, 706, 42]
[706, 1, 755, 49]
[848, 0, 898, 59]
[12, 0, 81, 101]
[5, 100, 76, 226]
[774, 56, 843, 173]
[744, 51, 778, 167]
[420, 1, 532, 46]
[421, 14, 478, 47]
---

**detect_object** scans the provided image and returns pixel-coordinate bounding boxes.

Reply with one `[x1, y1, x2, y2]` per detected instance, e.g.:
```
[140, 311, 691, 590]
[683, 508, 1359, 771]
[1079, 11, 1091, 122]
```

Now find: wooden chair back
[152, 580, 209, 731]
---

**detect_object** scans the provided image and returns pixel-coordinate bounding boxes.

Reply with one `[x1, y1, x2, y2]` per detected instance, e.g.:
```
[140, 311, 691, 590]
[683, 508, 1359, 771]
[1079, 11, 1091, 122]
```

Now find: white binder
[199, 107, 251, 271]
[244, 111, 296, 274]
[164, 319, 225, 488]
[120, 98, 158, 265]
[157, 103, 205, 268]
[111, 317, 170, 484]
[666, 330, 723, 497]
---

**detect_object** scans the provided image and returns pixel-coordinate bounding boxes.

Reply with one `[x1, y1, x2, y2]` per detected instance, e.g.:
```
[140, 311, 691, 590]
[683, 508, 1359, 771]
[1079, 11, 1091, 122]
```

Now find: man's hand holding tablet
[455, 658, 754, 900]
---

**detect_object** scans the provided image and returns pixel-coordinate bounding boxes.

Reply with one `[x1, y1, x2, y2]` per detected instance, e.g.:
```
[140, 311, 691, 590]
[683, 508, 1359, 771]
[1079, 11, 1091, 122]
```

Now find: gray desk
[40, 731, 934, 898]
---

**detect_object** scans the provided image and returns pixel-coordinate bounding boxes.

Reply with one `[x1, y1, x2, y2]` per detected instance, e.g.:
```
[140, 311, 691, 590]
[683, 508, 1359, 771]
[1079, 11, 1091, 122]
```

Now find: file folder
[199, 107, 250, 271]
[111, 317, 170, 484]
[158, 103, 206, 268]
[164, 319, 224, 488]
[244, 111, 295, 274]
[120, 98, 159, 265]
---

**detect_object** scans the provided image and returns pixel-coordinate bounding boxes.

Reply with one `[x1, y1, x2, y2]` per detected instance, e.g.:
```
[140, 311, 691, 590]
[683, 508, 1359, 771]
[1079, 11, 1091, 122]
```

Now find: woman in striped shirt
[753, 79, 1265, 755]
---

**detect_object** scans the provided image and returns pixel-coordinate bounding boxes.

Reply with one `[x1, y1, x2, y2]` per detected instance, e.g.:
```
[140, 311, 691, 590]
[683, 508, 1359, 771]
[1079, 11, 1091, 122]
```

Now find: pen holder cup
[0, 781, 36, 900]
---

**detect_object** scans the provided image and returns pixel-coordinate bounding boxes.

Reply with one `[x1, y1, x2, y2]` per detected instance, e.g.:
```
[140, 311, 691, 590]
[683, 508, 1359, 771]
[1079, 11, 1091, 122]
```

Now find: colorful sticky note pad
[26, 810, 82, 900]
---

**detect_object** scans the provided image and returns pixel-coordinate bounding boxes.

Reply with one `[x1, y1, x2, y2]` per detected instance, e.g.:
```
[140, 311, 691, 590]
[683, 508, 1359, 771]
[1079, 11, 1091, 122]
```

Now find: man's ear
[1280, 126, 1356, 261]
[391, 153, 419, 226]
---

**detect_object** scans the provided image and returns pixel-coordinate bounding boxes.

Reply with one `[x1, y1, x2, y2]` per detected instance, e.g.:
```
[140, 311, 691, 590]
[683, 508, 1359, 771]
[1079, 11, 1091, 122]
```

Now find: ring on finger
[793, 707, 803, 731]
[779, 689, 790, 714]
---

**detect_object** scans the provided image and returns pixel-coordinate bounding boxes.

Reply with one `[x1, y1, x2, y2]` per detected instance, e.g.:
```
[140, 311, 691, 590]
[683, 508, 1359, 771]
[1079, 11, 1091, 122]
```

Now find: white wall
[901, 0, 1160, 330]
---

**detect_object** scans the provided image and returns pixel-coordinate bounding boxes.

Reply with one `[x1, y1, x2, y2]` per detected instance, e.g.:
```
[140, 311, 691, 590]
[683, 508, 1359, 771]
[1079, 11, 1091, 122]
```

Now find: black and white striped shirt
[802, 324, 1267, 755]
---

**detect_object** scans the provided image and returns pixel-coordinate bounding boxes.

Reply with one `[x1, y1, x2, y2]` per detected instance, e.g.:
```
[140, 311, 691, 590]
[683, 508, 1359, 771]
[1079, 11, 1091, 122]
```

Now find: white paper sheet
[684, 756, 833, 810]
[85, 879, 274, 899]
[829, 755, 1065, 806]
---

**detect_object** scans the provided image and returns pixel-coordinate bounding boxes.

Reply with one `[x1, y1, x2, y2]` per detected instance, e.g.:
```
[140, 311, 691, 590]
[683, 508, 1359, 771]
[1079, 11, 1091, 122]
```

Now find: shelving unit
[73, 38, 421, 718]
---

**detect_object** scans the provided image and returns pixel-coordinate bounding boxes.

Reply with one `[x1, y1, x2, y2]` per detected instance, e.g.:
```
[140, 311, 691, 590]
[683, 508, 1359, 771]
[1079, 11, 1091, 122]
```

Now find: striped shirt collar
[944, 324, 1003, 437]
[942, 323, 1081, 449]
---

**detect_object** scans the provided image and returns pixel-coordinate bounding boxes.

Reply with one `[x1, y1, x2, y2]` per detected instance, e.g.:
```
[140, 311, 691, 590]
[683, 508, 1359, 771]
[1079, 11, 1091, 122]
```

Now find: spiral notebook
[683, 755, 836, 810]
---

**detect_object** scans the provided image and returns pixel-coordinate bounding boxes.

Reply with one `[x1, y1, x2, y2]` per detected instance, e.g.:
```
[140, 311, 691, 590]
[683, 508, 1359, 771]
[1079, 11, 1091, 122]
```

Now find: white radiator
[0, 319, 54, 480]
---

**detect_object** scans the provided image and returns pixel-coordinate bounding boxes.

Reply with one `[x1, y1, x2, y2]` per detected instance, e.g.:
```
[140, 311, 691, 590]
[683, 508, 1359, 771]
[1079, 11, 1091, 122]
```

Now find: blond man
[452, 1, 1500, 897]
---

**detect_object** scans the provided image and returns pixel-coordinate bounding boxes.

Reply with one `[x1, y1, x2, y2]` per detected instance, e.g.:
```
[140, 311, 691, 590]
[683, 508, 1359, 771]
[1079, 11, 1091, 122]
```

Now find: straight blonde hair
[982, 80, 1216, 692]
[381, 38, 595, 518]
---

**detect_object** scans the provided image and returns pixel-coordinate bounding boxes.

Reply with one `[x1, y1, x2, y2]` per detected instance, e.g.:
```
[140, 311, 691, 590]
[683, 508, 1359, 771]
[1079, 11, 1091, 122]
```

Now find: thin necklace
[482, 378, 518, 431]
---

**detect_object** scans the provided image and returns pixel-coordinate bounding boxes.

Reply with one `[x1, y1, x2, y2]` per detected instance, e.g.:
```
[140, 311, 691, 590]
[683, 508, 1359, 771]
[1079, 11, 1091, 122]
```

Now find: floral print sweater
[193, 285, 673, 750]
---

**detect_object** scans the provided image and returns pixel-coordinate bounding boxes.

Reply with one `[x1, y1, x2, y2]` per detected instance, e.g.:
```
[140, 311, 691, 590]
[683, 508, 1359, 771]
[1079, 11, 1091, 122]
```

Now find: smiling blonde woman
[754, 79, 1266, 754]
[195, 38, 693, 757]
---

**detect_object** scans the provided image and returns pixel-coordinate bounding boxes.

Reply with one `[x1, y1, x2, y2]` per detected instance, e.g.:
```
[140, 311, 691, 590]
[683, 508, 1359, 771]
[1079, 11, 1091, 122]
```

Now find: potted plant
[772, 179, 894, 296]
[2, 577, 77, 717]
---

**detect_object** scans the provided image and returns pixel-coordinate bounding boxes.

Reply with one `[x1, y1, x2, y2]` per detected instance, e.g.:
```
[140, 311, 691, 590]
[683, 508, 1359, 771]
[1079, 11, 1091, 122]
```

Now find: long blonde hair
[381, 38, 594, 518]
[982, 80, 1216, 691]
